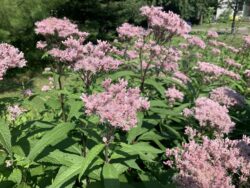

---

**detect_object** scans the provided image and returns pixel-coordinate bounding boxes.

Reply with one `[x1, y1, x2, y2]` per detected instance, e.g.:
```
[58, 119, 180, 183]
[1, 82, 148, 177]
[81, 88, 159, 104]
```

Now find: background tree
[227, 0, 245, 33]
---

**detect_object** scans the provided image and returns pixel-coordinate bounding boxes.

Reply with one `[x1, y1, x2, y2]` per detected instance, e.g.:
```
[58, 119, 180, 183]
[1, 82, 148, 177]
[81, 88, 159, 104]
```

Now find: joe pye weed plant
[0, 5, 250, 188]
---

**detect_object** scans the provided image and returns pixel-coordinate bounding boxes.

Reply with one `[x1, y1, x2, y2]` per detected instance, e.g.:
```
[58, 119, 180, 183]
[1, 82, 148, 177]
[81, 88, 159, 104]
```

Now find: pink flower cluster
[81, 79, 150, 131]
[117, 23, 146, 39]
[23, 89, 33, 97]
[73, 41, 122, 73]
[132, 39, 181, 72]
[173, 71, 190, 84]
[225, 58, 242, 68]
[0, 43, 26, 80]
[48, 37, 122, 74]
[7, 105, 26, 121]
[211, 48, 221, 55]
[165, 135, 250, 187]
[41, 77, 54, 92]
[196, 62, 240, 80]
[35, 17, 88, 38]
[245, 69, 250, 78]
[165, 87, 184, 104]
[210, 87, 245, 108]
[140, 6, 191, 37]
[154, 48, 180, 72]
[36, 41, 47, 49]
[184, 97, 235, 135]
[209, 40, 226, 47]
[187, 36, 206, 49]
[243, 35, 250, 46]
[207, 30, 219, 38]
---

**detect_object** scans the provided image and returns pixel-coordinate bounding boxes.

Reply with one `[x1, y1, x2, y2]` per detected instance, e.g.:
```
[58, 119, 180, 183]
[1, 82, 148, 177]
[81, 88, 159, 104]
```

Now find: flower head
[0, 43, 26, 80]
[81, 79, 149, 131]
[35, 17, 88, 38]
[140, 6, 191, 37]
[210, 87, 245, 108]
[165, 87, 184, 104]
[7, 105, 26, 121]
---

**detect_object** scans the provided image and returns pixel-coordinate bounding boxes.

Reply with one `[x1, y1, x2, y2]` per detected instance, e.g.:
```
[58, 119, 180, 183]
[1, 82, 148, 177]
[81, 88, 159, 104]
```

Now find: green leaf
[28, 123, 74, 161]
[102, 163, 120, 188]
[38, 150, 83, 167]
[109, 70, 137, 80]
[0, 119, 12, 155]
[145, 79, 165, 98]
[79, 144, 105, 178]
[119, 142, 162, 161]
[138, 131, 165, 141]
[49, 144, 105, 188]
[162, 124, 182, 140]
[150, 100, 168, 108]
[127, 127, 148, 144]
[150, 108, 181, 117]
[8, 168, 22, 184]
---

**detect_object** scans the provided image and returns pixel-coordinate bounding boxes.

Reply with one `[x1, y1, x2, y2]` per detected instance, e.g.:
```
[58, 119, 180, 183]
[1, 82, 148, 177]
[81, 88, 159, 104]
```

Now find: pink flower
[243, 35, 250, 46]
[196, 62, 240, 80]
[165, 135, 250, 187]
[126, 50, 138, 60]
[117, 23, 146, 39]
[187, 36, 206, 49]
[36, 41, 47, 49]
[225, 58, 242, 68]
[35, 17, 89, 38]
[196, 62, 225, 76]
[165, 87, 184, 104]
[140, 6, 191, 37]
[7, 105, 26, 121]
[207, 30, 218, 38]
[186, 97, 235, 135]
[160, 48, 181, 72]
[81, 79, 149, 131]
[23, 89, 33, 97]
[211, 48, 221, 55]
[210, 87, 245, 108]
[47, 38, 123, 74]
[183, 108, 193, 117]
[0, 43, 26, 80]
[41, 85, 52, 92]
[226, 46, 239, 53]
[184, 126, 198, 140]
[244, 69, 250, 78]
[173, 71, 190, 84]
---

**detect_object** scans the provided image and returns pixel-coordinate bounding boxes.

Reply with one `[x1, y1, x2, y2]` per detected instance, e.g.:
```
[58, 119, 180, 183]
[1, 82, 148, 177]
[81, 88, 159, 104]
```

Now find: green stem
[57, 64, 66, 122]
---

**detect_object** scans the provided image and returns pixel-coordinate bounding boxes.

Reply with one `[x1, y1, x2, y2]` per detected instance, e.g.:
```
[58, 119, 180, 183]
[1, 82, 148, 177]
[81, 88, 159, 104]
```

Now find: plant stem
[57, 64, 66, 121]
[105, 143, 109, 163]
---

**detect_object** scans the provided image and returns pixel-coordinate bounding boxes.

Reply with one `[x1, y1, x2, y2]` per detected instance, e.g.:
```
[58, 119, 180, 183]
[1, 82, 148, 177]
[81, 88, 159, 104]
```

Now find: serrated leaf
[0, 119, 12, 155]
[138, 131, 165, 142]
[49, 144, 105, 188]
[28, 123, 74, 161]
[103, 163, 120, 188]
[120, 142, 162, 161]
[38, 150, 82, 167]
[145, 79, 165, 98]
[8, 168, 22, 184]
[127, 127, 148, 144]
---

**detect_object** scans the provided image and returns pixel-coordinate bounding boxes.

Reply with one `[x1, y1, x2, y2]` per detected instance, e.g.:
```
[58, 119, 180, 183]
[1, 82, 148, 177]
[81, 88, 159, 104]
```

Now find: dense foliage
[1, 5, 250, 188]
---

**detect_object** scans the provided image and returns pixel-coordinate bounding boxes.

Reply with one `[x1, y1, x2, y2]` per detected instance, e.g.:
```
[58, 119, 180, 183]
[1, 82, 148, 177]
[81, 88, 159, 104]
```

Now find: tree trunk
[231, 0, 239, 34]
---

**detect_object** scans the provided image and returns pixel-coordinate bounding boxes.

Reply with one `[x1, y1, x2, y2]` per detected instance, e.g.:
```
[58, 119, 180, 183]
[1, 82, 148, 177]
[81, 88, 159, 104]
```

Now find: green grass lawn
[192, 21, 250, 31]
